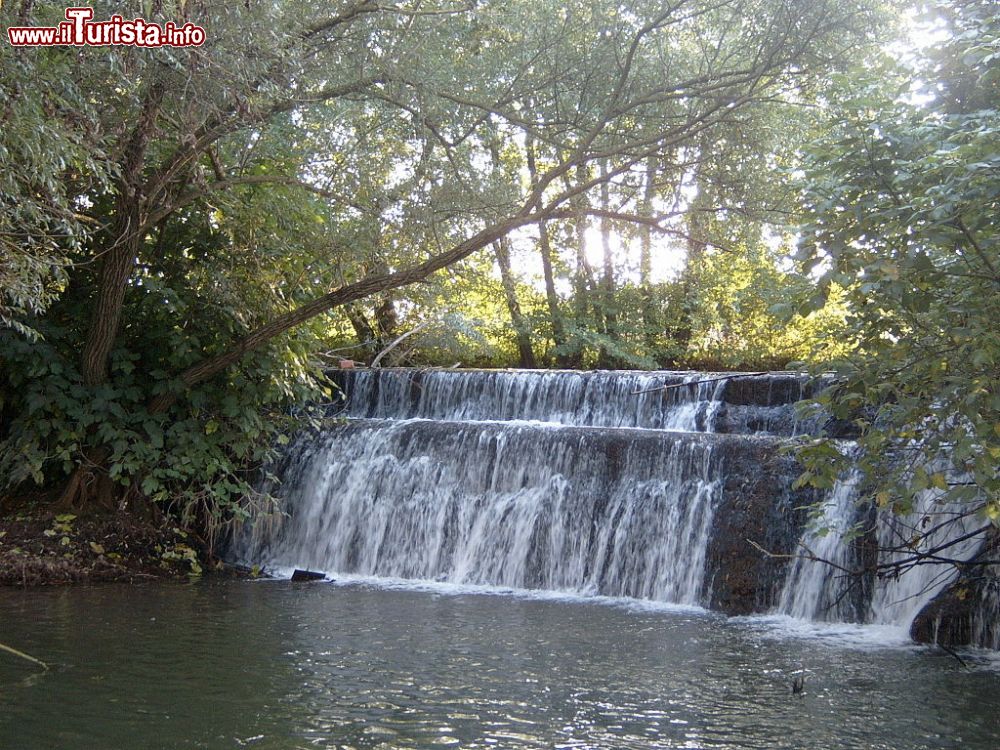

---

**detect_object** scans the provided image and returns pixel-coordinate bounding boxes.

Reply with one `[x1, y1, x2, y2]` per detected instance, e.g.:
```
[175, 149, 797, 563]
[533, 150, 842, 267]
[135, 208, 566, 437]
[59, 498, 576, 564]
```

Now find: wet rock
[721, 374, 807, 407]
[291, 569, 326, 582]
[705, 444, 812, 616]
[821, 416, 861, 440]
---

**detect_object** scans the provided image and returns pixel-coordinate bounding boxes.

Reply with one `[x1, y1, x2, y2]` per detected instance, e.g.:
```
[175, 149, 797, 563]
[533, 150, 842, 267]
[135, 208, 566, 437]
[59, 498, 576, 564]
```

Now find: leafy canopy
[793, 0, 1000, 529]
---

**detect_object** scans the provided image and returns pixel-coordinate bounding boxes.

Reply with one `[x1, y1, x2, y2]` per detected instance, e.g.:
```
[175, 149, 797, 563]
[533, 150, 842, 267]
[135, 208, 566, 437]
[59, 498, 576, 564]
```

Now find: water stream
[5, 369, 998, 749]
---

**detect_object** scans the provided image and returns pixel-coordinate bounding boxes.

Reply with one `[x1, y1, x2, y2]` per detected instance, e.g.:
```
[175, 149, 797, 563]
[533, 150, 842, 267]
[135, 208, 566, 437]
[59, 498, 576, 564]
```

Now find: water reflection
[1, 580, 998, 749]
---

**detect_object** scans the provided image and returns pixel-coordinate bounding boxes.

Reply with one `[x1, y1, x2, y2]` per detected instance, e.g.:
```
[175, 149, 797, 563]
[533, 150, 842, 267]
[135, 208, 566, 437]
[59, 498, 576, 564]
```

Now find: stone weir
[235, 419, 812, 615]
[328, 368, 833, 437]
[228, 368, 996, 646]
[231, 369, 829, 615]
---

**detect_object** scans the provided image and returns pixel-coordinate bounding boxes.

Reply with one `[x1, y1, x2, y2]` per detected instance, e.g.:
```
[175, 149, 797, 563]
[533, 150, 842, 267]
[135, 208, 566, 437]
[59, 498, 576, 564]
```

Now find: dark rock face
[721, 374, 808, 407]
[706, 444, 812, 615]
[910, 529, 1000, 649]
[848, 504, 880, 622]
[820, 416, 862, 440]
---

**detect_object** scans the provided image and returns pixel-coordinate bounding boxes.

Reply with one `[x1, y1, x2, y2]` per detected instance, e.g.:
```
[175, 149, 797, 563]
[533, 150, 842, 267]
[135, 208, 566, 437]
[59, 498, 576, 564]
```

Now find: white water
[774, 471, 987, 634]
[337, 369, 809, 435]
[777, 472, 863, 621]
[237, 420, 728, 604]
[869, 488, 985, 625]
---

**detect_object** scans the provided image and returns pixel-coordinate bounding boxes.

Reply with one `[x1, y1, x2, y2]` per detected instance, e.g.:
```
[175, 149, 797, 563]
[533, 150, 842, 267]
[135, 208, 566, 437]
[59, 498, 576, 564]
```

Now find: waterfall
[777, 472, 863, 622]
[868, 489, 985, 625]
[230, 368, 992, 644]
[332, 369, 811, 435]
[775, 466, 989, 634]
[238, 420, 732, 603]
[232, 369, 814, 609]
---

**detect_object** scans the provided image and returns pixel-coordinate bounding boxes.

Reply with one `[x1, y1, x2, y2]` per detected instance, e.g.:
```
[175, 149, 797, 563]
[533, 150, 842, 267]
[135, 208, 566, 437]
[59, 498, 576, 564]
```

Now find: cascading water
[232, 369, 811, 610]
[868, 488, 986, 625]
[230, 368, 994, 645]
[239, 420, 728, 603]
[333, 369, 812, 435]
[777, 472, 863, 622]
[774, 462, 992, 637]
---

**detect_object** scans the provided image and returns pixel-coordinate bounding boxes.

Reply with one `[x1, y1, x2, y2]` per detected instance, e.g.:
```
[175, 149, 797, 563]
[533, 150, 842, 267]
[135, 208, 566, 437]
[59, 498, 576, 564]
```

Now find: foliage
[0, 0, 891, 529]
[690, 245, 852, 368]
[0, 38, 110, 336]
[792, 0, 1000, 531]
[0, 315, 329, 534]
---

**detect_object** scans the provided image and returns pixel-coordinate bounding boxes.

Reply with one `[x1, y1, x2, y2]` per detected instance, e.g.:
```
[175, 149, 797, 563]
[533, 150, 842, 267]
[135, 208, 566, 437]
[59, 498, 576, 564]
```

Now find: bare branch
[631, 372, 767, 395]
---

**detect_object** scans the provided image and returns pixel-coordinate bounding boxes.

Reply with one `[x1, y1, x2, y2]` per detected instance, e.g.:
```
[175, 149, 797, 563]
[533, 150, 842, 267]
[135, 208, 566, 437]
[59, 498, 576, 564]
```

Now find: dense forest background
[0, 1, 996, 543]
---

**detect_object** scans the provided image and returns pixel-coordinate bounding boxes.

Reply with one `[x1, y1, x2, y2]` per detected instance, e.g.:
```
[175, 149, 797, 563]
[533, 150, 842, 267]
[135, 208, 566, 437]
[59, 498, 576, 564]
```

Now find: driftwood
[370, 320, 434, 369]
[631, 371, 767, 395]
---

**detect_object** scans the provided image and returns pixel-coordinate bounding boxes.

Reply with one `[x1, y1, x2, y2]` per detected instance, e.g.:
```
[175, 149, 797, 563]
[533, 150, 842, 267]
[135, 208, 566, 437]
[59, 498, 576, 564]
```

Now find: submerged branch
[746, 538, 858, 576]
[0, 641, 49, 671]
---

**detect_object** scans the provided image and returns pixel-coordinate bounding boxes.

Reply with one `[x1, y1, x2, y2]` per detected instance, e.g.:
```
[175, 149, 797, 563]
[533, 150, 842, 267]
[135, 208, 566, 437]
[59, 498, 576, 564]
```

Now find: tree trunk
[80, 81, 165, 386]
[493, 237, 537, 368]
[81, 195, 142, 386]
[536, 219, 571, 367]
[524, 137, 568, 366]
[639, 155, 658, 350]
[374, 296, 398, 343]
[597, 160, 618, 368]
[64, 82, 165, 508]
[345, 304, 377, 353]
[56, 446, 116, 511]
[18, 0, 35, 25]
[675, 145, 711, 353]
[568, 166, 601, 356]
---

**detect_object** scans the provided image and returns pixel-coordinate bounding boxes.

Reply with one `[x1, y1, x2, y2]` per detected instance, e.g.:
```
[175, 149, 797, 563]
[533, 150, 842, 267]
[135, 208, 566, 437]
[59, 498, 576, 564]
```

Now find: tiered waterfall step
[233, 419, 813, 614]
[330, 368, 834, 437]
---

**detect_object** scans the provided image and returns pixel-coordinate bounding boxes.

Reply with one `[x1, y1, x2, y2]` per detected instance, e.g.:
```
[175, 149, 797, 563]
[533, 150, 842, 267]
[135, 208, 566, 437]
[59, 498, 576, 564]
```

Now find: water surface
[1, 580, 998, 749]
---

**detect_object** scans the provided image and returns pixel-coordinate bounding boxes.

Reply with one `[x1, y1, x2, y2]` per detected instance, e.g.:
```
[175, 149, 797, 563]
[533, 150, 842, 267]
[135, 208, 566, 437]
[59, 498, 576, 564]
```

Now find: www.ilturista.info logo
[7, 7, 205, 47]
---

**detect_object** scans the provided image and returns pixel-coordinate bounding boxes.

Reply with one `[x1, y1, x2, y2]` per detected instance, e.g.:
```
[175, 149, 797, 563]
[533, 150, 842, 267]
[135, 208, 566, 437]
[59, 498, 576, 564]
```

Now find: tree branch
[147, 211, 543, 413]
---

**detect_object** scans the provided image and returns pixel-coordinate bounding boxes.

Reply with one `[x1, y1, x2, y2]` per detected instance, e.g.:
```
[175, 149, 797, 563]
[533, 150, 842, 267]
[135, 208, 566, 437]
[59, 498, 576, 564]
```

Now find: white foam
[734, 613, 919, 651]
[261, 568, 710, 616]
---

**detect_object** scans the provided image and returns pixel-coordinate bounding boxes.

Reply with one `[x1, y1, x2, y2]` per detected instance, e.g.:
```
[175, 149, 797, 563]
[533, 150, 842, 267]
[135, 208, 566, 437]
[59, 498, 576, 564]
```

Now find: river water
[2, 579, 998, 749]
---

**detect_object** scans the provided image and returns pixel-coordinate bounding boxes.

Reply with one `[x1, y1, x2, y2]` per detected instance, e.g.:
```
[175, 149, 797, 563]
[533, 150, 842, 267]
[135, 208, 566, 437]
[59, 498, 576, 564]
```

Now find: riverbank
[0, 503, 213, 586]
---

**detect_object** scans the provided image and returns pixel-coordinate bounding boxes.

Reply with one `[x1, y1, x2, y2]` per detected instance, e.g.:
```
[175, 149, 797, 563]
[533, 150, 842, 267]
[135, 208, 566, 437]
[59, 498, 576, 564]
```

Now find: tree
[0, 27, 109, 336]
[1, 0, 888, 524]
[792, 0, 1000, 579]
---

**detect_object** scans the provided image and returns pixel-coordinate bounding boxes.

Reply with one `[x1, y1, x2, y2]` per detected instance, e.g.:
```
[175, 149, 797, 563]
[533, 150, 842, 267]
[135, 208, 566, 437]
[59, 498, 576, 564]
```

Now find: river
[2, 579, 998, 749]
